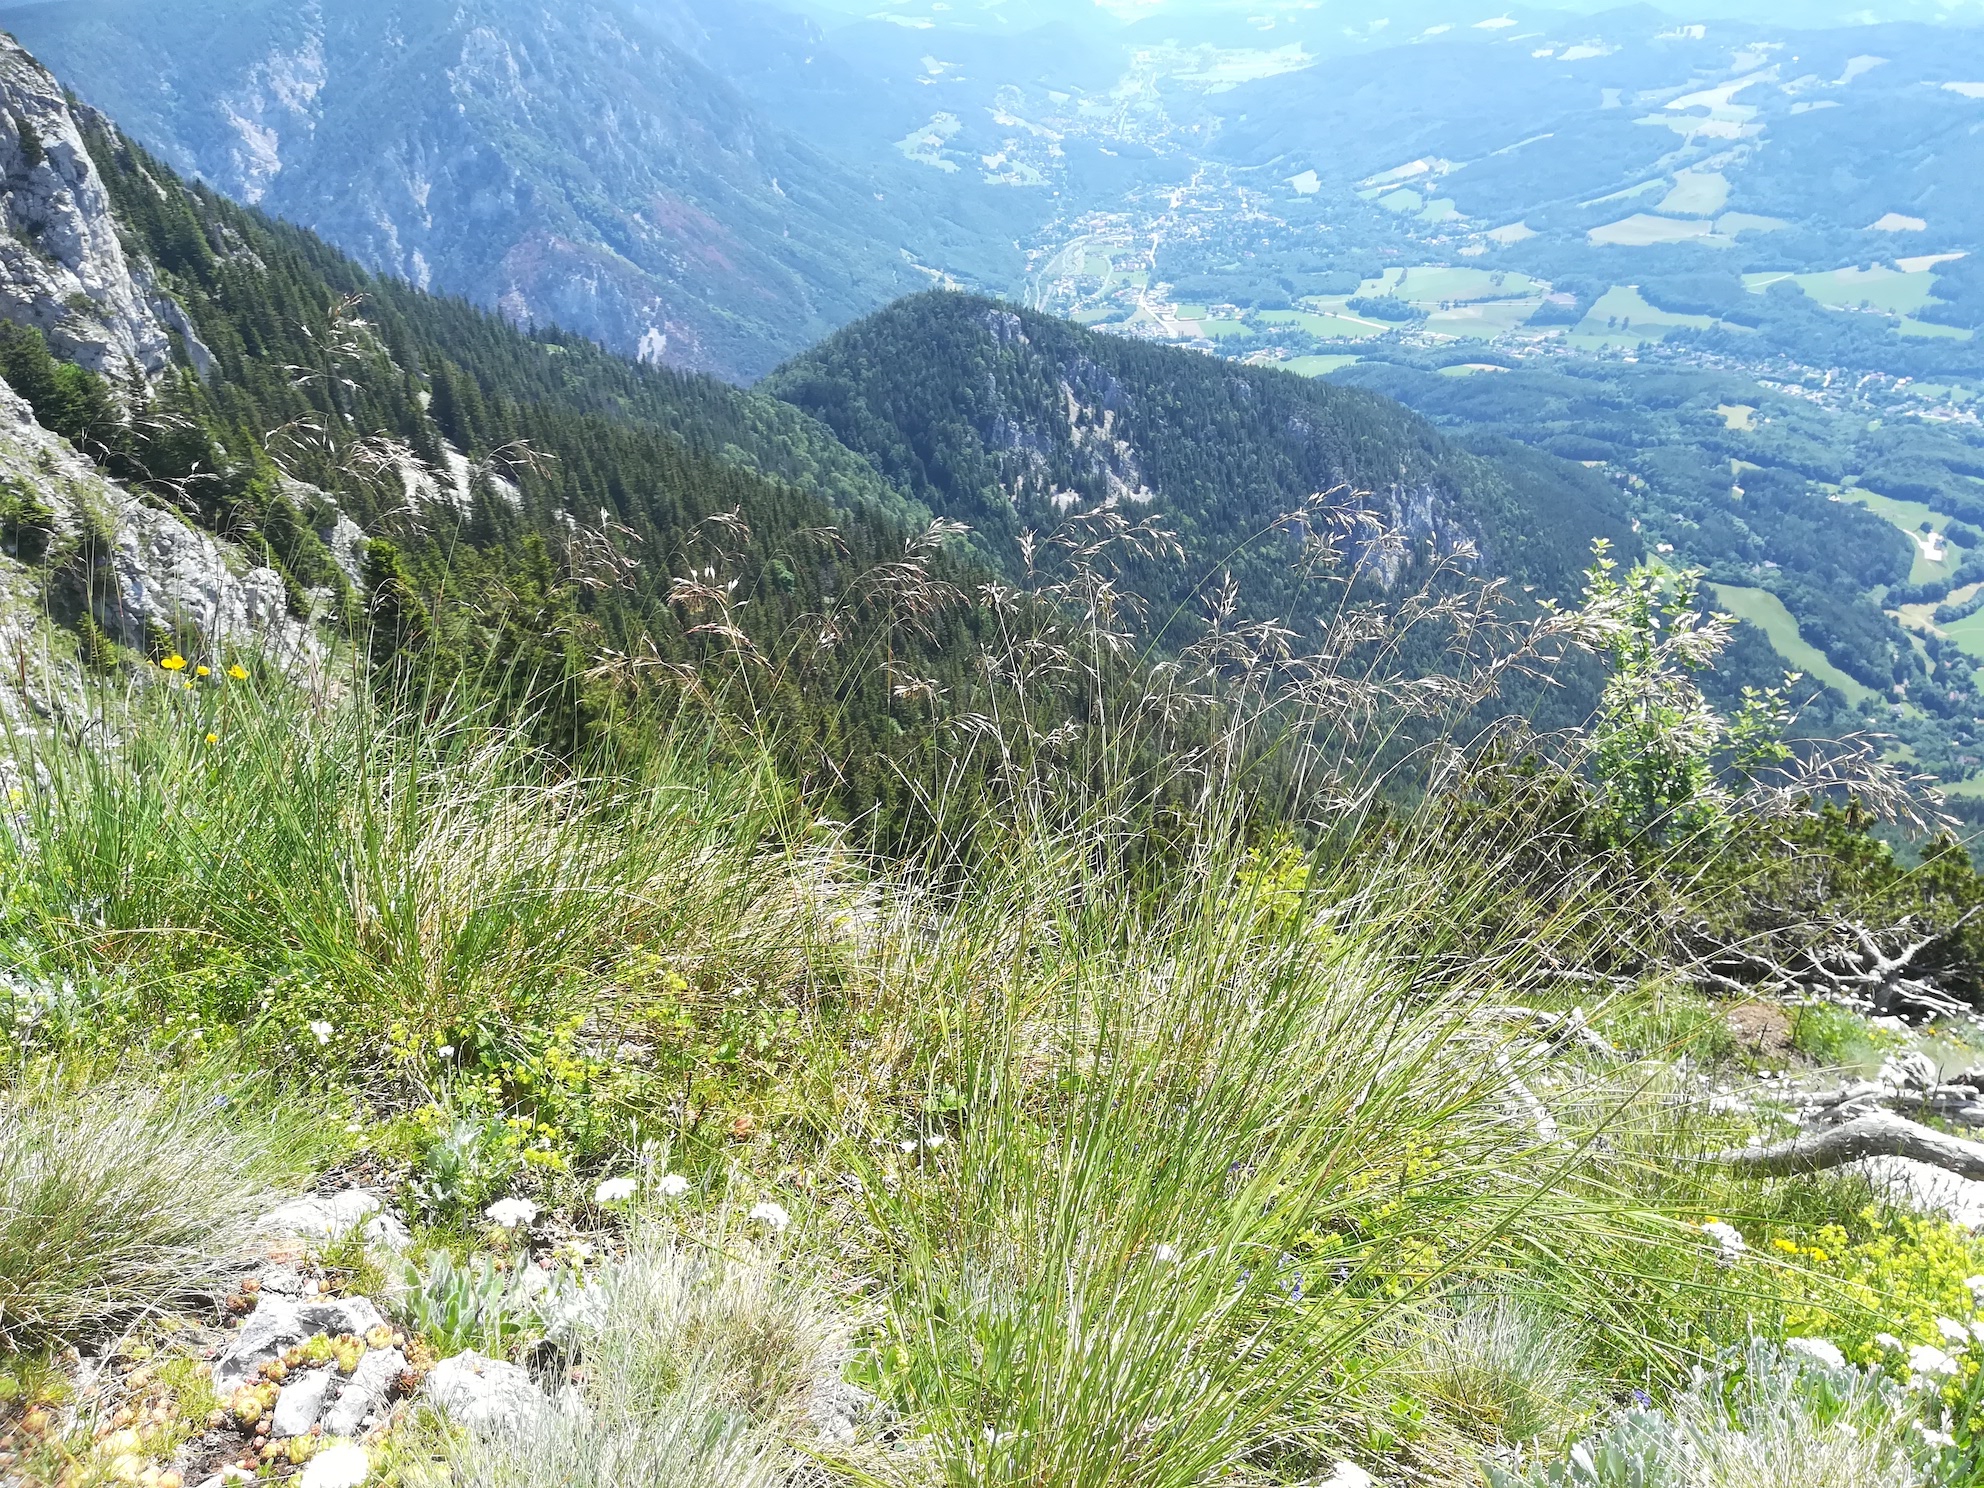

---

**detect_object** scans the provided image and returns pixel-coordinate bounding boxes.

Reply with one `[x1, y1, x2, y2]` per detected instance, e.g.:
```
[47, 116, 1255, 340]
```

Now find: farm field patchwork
[1745, 260, 1964, 317]
[1568, 285, 1715, 347]
[1657, 169, 1731, 217]
[1707, 583, 1880, 704]
[1282, 354, 1364, 376]
[1845, 489, 1971, 585]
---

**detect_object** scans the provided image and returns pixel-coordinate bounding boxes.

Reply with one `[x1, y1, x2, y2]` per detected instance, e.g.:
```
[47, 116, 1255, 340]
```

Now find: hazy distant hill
[0, 0, 1022, 380]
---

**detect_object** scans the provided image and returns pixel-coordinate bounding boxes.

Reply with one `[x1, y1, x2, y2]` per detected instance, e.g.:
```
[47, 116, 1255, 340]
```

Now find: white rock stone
[807, 1376, 881, 1446]
[423, 1351, 547, 1434]
[322, 1346, 407, 1438]
[1316, 1464, 1375, 1488]
[257, 1192, 411, 1250]
[271, 1367, 336, 1437]
[1859, 1155, 1984, 1229]
[212, 1296, 386, 1392]
[299, 1441, 370, 1488]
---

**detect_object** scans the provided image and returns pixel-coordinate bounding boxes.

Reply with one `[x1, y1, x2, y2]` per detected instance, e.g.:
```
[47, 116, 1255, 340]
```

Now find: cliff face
[0, 38, 316, 725]
[0, 0, 1002, 381]
[0, 35, 188, 379]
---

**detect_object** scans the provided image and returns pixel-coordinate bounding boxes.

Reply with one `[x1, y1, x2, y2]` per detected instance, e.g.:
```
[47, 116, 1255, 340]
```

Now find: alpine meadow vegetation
[11, 527, 1984, 1488]
[9, 75, 1984, 1488]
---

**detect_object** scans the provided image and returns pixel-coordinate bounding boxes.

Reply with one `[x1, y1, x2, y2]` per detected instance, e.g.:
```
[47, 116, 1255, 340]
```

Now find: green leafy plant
[1564, 541, 1797, 842]
[397, 1250, 541, 1359]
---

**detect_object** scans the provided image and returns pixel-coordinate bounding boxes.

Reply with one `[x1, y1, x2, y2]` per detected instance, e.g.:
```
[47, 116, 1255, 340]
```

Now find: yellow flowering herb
[195, 665, 211, 677]
[205, 733, 219, 746]
[159, 654, 188, 672]
[227, 664, 249, 680]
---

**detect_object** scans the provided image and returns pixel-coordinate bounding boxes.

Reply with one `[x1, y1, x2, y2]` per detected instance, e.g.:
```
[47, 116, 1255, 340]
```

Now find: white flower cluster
[1701, 1220, 1746, 1263]
[748, 1200, 791, 1231]
[485, 1197, 538, 1229]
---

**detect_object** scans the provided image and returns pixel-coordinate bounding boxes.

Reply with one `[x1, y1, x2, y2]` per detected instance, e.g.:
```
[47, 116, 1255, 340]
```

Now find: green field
[1425, 300, 1543, 338]
[1436, 362, 1512, 377]
[1899, 318, 1973, 340]
[1260, 309, 1390, 339]
[1707, 583, 1879, 704]
[1357, 266, 1547, 305]
[1568, 285, 1714, 347]
[1283, 354, 1364, 376]
[1746, 264, 1944, 317]
[1282, 303, 1398, 340]
[1658, 169, 1730, 217]
[1588, 214, 1717, 247]
[1845, 489, 1970, 584]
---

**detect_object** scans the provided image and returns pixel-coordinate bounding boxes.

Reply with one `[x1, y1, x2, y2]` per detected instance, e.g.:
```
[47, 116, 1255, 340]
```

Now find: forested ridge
[767, 292, 1643, 625]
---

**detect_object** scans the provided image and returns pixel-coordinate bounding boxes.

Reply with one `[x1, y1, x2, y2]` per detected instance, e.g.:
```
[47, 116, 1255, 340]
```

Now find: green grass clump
[0, 1072, 318, 1346]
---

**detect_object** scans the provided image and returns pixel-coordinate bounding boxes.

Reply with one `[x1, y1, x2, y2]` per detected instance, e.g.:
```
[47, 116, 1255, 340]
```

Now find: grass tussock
[1, 579, 1979, 1487]
[440, 1223, 850, 1488]
[0, 1072, 317, 1345]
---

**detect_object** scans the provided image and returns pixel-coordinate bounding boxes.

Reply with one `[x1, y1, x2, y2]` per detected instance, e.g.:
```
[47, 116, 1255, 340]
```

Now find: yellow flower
[227, 664, 249, 681]
[159, 654, 188, 672]
[205, 733, 219, 746]
[195, 665, 211, 677]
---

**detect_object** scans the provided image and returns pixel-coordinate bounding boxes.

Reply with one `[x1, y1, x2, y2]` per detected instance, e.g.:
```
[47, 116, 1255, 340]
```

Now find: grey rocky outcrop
[0, 377, 321, 723]
[212, 1296, 386, 1393]
[0, 36, 195, 379]
[257, 1191, 412, 1251]
[423, 1351, 549, 1434]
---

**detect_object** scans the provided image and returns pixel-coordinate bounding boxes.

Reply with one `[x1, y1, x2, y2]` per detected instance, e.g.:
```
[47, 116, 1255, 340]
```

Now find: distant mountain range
[10, 0, 1984, 381]
[0, 0, 1027, 380]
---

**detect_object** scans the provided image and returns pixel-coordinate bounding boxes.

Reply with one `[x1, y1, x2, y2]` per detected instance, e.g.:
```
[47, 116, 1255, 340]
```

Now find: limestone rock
[271, 1367, 336, 1438]
[0, 378, 321, 725]
[212, 1296, 386, 1393]
[321, 1346, 408, 1438]
[423, 1351, 546, 1434]
[807, 1376, 882, 1446]
[0, 38, 191, 378]
[257, 1191, 411, 1250]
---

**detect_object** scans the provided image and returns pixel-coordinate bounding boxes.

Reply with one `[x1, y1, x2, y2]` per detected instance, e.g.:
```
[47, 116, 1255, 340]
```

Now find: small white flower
[1152, 1242, 1181, 1264]
[436, 1044, 455, 1059]
[1702, 1221, 1746, 1261]
[656, 1173, 690, 1198]
[485, 1197, 539, 1229]
[1785, 1336, 1846, 1369]
[1909, 1344, 1960, 1379]
[924, 1133, 946, 1149]
[1919, 1424, 1958, 1449]
[300, 1441, 371, 1488]
[593, 1177, 637, 1204]
[308, 1020, 334, 1046]
[899, 1140, 918, 1153]
[1938, 1317, 1972, 1346]
[748, 1200, 791, 1231]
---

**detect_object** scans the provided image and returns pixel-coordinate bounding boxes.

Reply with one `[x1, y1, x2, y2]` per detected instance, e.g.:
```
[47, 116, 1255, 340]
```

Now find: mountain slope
[0, 29, 1024, 826]
[765, 293, 1640, 643]
[0, 0, 1019, 380]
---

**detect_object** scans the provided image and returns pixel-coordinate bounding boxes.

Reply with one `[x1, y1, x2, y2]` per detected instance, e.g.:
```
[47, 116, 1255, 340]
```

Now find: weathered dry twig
[1478, 1005, 1619, 1062]
[1721, 1111, 1984, 1180]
